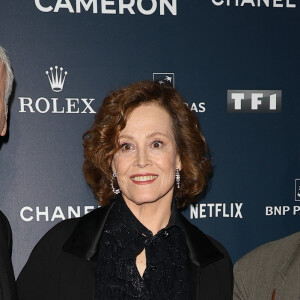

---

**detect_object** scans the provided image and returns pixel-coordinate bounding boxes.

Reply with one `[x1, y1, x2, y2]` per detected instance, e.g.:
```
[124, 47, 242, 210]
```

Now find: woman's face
[112, 103, 181, 206]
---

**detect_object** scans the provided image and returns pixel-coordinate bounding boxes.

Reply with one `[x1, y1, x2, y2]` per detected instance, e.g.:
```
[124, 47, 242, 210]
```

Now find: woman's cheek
[118, 177, 130, 191]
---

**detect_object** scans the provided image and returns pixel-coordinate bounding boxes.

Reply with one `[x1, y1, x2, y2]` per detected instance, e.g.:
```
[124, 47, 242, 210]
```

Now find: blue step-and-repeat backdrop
[0, 0, 299, 276]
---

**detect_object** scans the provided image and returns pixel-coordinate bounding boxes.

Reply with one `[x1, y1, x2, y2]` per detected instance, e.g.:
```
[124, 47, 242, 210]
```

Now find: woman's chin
[123, 193, 161, 206]
[122, 189, 173, 207]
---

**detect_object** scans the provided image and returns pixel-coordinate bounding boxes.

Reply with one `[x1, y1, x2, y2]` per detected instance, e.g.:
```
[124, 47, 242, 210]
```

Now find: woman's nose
[134, 148, 151, 168]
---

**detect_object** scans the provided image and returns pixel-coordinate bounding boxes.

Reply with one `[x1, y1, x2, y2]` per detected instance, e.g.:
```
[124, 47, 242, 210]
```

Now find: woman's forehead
[121, 104, 173, 135]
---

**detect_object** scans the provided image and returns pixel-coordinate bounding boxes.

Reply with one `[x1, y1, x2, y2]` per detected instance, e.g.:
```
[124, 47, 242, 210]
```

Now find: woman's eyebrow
[118, 134, 134, 140]
[146, 132, 168, 138]
[119, 132, 169, 140]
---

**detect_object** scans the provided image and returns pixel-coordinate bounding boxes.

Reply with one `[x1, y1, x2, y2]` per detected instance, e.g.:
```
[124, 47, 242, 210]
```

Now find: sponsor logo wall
[0, 1, 299, 276]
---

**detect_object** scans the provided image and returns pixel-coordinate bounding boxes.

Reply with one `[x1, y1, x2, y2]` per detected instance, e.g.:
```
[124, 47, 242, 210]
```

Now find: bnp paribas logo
[152, 72, 206, 113]
[295, 179, 300, 201]
[153, 73, 175, 87]
[46, 66, 68, 92]
[18, 65, 96, 114]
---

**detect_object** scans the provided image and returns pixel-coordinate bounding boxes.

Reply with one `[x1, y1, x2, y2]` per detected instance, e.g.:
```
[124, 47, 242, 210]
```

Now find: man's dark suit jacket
[0, 211, 16, 300]
[17, 201, 233, 300]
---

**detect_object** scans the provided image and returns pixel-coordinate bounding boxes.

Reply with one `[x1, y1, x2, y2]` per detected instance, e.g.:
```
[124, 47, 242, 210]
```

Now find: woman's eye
[152, 140, 163, 148]
[121, 143, 133, 151]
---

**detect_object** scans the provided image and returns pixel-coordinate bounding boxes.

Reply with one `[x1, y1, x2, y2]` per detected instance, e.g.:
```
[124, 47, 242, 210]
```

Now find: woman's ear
[176, 154, 182, 171]
[111, 160, 116, 174]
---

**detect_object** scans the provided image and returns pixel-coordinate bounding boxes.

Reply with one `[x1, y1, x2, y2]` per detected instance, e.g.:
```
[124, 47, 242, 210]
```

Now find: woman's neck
[123, 195, 173, 235]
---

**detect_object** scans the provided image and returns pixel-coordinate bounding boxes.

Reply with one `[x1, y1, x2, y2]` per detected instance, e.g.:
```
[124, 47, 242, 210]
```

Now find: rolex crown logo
[46, 66, 68, 92]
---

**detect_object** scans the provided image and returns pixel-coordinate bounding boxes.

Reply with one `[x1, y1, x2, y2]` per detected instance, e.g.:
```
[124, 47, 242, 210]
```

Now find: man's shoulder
[236, 231, 300, 269]
[233, 232, 300, 299]
[234, 231, 300, 283]
[0, 210, 9, 229]
[0, 210, 12, 245]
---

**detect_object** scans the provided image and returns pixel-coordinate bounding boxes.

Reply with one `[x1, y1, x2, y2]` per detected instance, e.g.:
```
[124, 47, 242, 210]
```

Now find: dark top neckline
[94, 196, 191, 299]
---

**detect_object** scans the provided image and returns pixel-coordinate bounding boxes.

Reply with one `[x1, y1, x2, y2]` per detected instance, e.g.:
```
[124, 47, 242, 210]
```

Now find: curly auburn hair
[83, 81, 211, 208]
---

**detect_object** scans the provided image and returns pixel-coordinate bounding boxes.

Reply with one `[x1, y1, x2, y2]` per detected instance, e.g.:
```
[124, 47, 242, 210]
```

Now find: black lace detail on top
[95, 197, 191, 300]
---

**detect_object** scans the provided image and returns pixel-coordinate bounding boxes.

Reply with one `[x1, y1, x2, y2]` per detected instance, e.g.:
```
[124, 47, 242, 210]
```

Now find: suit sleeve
[233, 258, 248, 300]
[17, 218, 78, 300]
[0, 211, 13, 256]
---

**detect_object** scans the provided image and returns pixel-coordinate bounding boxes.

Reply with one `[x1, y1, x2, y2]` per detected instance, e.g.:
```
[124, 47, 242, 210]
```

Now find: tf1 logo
[227, 90, 282, 113]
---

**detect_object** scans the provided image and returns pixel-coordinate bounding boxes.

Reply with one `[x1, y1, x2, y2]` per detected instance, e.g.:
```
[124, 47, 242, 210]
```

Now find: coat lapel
[174, 212, 224, 267]
[63, 202, 115, 261]
[174, 211, 224, 299]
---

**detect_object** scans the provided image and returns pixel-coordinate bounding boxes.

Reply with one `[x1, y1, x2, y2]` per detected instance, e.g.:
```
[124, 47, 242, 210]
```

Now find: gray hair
[0, 46, 13, 106]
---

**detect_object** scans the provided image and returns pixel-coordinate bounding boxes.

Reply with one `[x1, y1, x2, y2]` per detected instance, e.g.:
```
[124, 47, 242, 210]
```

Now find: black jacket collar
[63, 199, 224, 269]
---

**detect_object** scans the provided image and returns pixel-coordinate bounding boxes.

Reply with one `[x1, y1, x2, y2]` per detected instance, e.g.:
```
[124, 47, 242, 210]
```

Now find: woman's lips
[130, 174, 158, 185]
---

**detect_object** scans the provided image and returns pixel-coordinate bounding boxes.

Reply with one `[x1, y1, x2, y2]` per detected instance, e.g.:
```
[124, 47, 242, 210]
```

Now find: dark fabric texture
[17, 198, 233, 300]
[0, 211, 17, 300]
[95, 198, 191, 300]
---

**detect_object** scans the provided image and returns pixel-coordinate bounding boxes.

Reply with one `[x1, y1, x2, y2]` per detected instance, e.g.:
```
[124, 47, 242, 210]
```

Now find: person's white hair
[0, 46, 13, 106]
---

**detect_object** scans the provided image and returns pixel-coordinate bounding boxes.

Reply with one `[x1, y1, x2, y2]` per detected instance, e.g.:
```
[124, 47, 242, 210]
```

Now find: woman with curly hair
[17, 81, 233, 300]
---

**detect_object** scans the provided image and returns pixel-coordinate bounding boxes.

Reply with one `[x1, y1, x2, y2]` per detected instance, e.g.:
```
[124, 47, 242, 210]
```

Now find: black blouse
[95, 197, 191, 300]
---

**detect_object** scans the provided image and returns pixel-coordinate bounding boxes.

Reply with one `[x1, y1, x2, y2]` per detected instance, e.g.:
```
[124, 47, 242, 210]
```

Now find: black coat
[0, 211, 16, 300]
[17, 202, 233, 300]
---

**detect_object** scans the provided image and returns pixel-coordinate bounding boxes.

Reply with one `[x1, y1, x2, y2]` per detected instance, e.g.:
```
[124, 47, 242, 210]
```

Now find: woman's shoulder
[175, 211, 232, 269]
[19, 216, 81, 268]
[177, 216, 233, 294]
[33, 206, 107, 248]
[37, 217, 80, 245]
[17, 207, 105, 282]
[196, 229, 232, 268]
[17, 208, 106, 299]
[205, 234, 231, 259]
